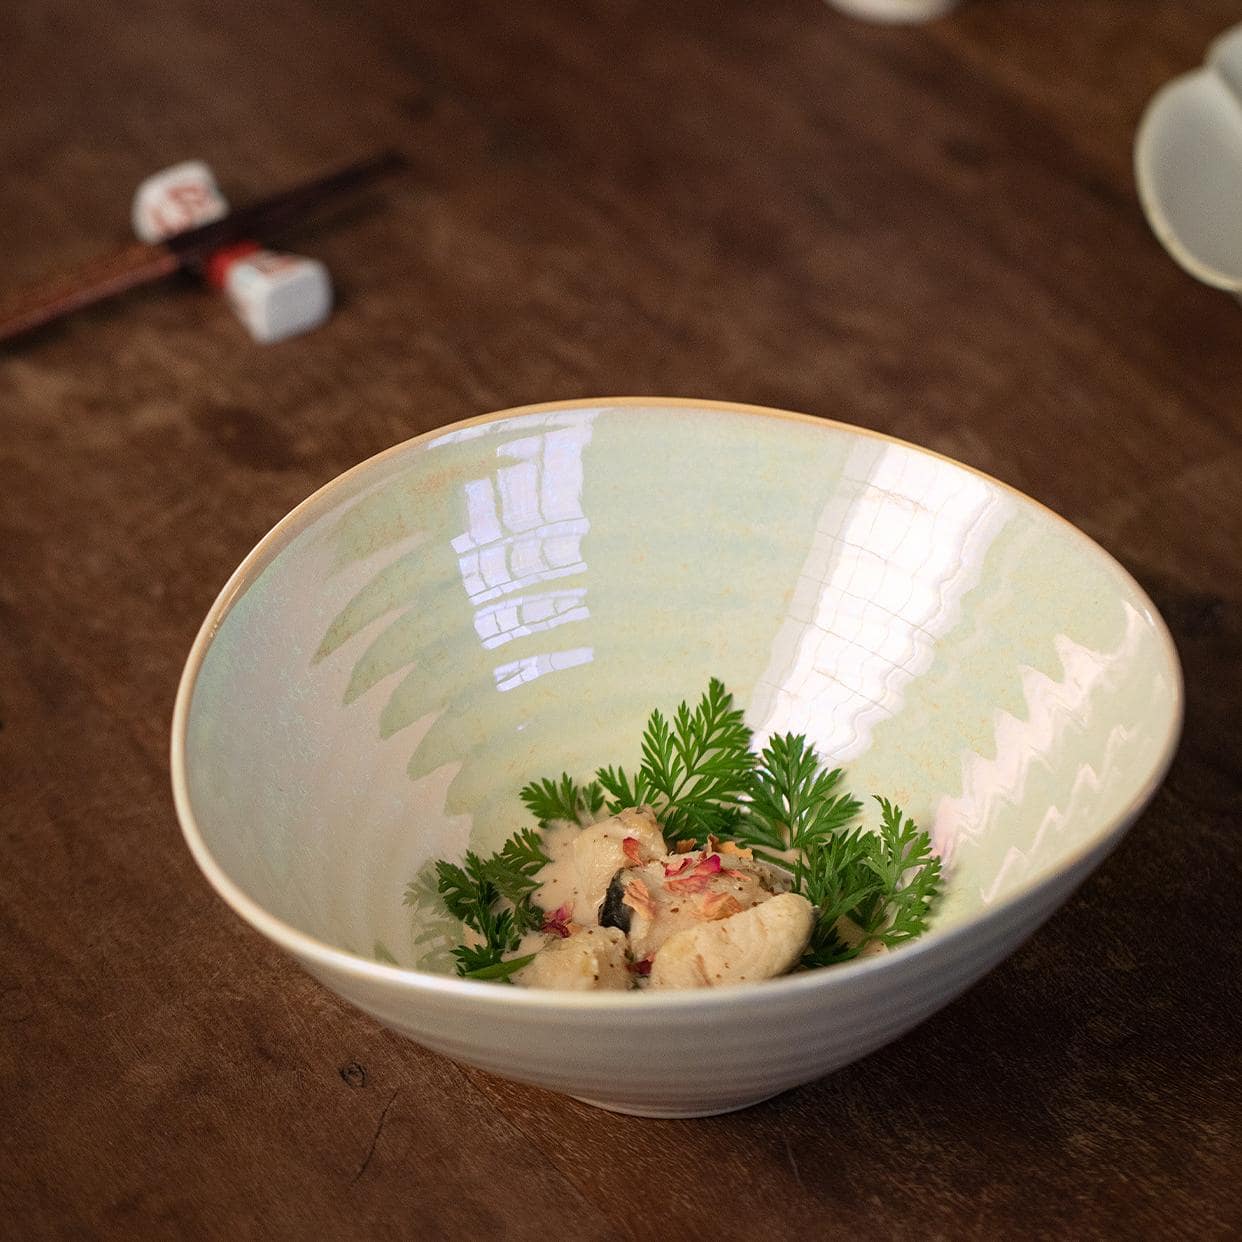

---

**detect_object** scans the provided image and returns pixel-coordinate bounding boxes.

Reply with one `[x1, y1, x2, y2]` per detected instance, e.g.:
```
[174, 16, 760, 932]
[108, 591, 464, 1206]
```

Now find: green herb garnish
[519, 774, 604, 827]
[737, 731, 863, 861]
[857, 797, 943, 948]
[596, 676, 756, 842]
[481, 827, 552, 904]
[417, 833, 550, 980]
[451, 942, 538, 981]
[425, 680, 941, 983]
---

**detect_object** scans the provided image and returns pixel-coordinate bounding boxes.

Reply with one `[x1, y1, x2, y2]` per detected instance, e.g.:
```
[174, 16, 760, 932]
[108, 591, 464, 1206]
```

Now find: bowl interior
[179, 401, 1180, 974]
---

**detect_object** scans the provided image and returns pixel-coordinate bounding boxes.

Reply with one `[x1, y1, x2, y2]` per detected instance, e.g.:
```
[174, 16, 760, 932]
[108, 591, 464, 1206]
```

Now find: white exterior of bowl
[297, 844, 1112, 1116]
[172, 399, 1181, 1117]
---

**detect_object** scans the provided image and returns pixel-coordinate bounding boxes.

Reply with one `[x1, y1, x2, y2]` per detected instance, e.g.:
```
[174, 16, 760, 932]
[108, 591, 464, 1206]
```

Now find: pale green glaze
[182, 401, 1181, 977]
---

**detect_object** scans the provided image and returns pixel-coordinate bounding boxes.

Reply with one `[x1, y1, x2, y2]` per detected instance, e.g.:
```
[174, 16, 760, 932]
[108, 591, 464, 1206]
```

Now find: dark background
[1, 1, 1239, 1237]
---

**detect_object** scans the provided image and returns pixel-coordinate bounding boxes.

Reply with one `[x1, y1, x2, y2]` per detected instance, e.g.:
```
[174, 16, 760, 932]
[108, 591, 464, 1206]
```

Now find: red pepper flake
[666, 875, 711, 894]
[622, 877, 655, 919]
[627, 957, 653, 976]
[621, 836, 643, 866]
[694, 854, 725, 878]
[701, 892, 743, 921]
[665, 852, 729, 894]
[540, 903, 575, 939]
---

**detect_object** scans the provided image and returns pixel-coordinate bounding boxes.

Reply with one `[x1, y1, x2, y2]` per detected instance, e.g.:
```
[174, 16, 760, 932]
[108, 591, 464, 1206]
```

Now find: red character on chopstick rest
[132, 160, 333, 344]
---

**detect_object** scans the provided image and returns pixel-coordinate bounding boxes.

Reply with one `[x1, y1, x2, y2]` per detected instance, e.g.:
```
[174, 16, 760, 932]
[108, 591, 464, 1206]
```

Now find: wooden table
[3, 2, 1239, 1237]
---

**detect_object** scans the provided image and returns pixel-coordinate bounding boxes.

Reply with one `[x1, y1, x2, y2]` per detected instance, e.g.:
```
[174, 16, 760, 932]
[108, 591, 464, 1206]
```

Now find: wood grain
[1, 1, 1239, 1238]
[0, 242, 178, 344]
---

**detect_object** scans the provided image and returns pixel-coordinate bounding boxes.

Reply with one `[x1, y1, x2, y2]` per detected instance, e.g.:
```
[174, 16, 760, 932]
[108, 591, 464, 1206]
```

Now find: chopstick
[0, 149, 406, 344]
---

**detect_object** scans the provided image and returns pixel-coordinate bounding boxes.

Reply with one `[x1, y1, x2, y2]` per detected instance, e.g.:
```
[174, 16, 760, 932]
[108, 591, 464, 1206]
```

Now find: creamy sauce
[532, 820, 595, 925]
[508, 820, 591, 958]
[516, 822, 806, 961]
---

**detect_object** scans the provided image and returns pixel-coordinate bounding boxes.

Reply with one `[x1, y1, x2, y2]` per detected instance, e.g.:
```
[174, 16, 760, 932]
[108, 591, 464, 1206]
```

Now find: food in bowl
[423, 679, 941, 989]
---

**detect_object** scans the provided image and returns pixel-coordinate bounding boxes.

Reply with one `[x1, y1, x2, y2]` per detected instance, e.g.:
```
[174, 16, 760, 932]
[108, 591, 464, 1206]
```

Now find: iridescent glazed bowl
[171, 399, 1182, 1117]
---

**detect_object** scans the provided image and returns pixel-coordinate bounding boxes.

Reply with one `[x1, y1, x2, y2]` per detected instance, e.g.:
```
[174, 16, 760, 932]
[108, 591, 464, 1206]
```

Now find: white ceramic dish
[826, 0, 960, 24]
[1136, 22, 1242, 293]
[171, 398, 1181, 1117]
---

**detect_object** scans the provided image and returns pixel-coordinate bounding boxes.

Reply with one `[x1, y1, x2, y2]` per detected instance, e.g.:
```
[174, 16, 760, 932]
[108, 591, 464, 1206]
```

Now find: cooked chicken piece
[516, 926, 631, 991]
[647, 892, 815, 989]
[571, 806, 666, 922]
[601, 850, 787, 961]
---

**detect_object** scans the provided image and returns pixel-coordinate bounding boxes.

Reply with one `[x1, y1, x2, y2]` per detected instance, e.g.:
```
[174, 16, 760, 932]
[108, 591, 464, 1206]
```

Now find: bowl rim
[170, 396, 1184, 1011]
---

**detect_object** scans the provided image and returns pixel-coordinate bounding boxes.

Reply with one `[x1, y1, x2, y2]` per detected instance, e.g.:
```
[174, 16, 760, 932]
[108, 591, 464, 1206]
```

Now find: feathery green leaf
[519, 774, 604, 826]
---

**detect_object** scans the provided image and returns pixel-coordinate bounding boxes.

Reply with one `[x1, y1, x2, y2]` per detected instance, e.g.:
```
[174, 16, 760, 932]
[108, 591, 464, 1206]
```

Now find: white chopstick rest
[219, 250, 334, 344]
[131, 161, 229, 243]
[132, 160, 334, 343]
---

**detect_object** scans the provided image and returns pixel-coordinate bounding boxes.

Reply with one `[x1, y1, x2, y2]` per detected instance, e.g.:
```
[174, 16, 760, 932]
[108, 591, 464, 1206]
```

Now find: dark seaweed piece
[598, 870, 632, 933]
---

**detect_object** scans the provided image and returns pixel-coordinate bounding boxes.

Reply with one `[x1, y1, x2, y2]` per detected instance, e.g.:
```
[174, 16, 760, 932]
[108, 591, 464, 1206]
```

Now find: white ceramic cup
[827, 0, 960, 22]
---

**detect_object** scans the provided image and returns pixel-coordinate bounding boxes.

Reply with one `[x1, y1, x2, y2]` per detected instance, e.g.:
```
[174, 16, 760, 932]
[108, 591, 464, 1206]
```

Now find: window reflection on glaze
[448, 412, 598, 687]
[493, 647, 594, 693]
[751, 441, 1009, 762]
[473, 588, 588, 651]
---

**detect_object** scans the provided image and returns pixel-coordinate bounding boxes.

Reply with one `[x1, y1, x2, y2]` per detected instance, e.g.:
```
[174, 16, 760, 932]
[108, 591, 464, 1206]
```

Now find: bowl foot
[570, 1091, 783, 1118]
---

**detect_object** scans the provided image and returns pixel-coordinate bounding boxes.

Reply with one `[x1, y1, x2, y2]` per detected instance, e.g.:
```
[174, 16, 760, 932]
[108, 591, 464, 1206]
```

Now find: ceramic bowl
[1136, 22, 1242, 294]
[826, 0, 960, 24]
[171, 398, 1181, 1117]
